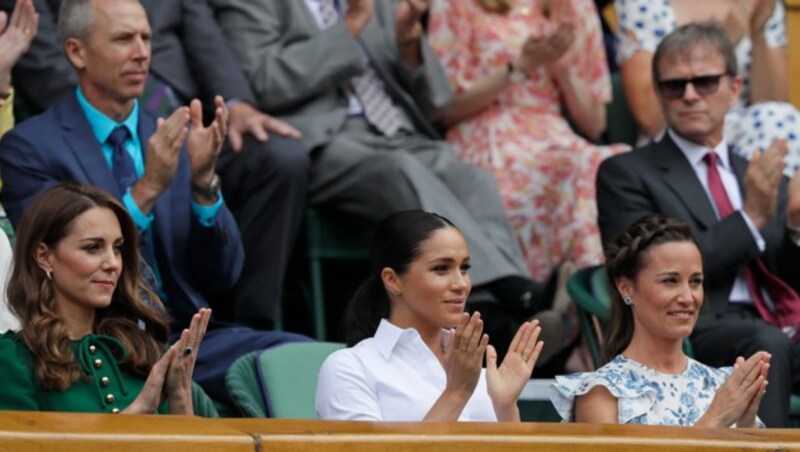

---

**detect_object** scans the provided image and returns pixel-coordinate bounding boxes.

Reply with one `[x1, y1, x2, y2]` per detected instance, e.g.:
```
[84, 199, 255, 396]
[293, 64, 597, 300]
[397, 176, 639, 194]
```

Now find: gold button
[111, 408, 120, 414]
[100, 377, 110, 387]
[106, 394, 115, 403]
[89, 345, 97, 354]
[94, 359, 103, 369]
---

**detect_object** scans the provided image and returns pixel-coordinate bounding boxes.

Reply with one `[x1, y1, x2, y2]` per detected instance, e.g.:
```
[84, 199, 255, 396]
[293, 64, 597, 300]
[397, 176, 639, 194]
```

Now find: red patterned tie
[318, 0, 404, 136]
[705, 152, 800, 338]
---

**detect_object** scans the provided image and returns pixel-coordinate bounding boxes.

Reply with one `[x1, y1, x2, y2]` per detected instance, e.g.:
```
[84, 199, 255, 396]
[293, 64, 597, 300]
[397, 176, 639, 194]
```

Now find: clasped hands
[697, 351, 770, 428]
[442, 312, 543, 421]
[513, 0, 577, 77]
[123, 308, 211, 415]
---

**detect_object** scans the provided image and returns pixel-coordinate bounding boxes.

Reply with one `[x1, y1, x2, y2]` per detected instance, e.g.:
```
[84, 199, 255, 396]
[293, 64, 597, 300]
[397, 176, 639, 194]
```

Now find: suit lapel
[656, 134, 719, 229]
[60, 94, 120, 197]
[137, 112, 174, 266]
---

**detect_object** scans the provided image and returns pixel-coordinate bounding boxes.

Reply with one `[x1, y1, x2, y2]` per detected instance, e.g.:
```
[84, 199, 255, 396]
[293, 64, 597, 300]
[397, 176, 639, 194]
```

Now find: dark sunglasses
[656, 74, 730, 99]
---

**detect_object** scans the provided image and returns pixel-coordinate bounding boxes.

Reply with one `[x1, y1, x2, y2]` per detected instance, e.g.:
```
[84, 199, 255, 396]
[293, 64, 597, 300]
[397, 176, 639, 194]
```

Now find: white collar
[373, 319, 451, 360]
[668, 128, 731, 170]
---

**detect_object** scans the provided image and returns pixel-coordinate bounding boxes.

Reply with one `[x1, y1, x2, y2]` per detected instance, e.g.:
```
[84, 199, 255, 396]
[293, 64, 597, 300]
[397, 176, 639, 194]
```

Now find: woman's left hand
[486, 320, 543, 421]
[164, 308, 211, 415]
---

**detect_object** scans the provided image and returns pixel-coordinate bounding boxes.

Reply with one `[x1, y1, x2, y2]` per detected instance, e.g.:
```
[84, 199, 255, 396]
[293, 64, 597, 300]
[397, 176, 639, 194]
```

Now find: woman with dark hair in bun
[551, 214, 768, 427]
[316, 210, 543, 422]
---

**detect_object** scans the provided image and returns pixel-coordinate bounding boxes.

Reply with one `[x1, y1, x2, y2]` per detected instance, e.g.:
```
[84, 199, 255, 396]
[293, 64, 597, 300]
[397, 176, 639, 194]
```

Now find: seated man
[0, 0, 309, 408]
[209, 0, 569, 359]
[3, 0, 307, 330]
[596, 22, 800, 427]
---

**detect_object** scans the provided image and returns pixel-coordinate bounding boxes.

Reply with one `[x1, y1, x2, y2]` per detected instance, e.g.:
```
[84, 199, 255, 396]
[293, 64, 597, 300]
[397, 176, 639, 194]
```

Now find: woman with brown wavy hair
[0, 182, 209, 414]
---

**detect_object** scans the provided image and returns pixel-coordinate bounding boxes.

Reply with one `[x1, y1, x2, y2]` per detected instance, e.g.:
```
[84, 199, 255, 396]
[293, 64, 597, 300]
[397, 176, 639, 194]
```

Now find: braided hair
[603, 214, 698, 362]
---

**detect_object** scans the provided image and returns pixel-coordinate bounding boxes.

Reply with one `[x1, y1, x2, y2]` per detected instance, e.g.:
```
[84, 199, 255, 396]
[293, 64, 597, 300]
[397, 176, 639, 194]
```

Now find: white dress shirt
[316, 319, 498, 421]
[669, 129, 766, 306]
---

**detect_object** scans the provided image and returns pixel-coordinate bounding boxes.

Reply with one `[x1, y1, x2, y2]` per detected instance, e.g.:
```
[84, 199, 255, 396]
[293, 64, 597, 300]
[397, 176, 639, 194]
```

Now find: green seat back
[226, 342, 344, 418]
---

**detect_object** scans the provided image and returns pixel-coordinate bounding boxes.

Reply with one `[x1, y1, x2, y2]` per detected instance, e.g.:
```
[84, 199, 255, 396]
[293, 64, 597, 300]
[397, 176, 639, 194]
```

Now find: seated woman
[0, 182, 210, 414]
[428, 0, 629, 280]
[550, 214, 769, 427]
[316, 210, 543, 421]
[616, 0, 800, 177]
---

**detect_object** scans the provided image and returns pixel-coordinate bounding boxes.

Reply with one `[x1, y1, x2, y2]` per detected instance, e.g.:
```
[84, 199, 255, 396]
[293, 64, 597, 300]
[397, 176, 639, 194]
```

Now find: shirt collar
[76, 87, 139, 144]
[668, 128, 730, 170]
[373, 319, 451, 360]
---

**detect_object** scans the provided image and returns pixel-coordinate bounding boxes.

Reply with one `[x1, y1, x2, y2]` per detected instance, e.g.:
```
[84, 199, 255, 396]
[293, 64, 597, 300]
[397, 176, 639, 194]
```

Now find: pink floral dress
[429, 0, 629, 279]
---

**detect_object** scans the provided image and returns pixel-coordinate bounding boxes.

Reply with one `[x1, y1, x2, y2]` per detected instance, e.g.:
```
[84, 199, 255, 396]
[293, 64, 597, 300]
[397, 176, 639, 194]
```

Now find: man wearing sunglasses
[596, 22, 800, 428]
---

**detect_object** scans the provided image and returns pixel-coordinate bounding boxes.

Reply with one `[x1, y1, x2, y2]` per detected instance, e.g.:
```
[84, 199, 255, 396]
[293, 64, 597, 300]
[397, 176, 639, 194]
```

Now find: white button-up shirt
[316, 319, 497, 421]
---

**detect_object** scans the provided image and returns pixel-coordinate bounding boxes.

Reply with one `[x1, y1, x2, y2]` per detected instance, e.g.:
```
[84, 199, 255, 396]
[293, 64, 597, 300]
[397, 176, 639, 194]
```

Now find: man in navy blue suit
[0, 0, 309, 409]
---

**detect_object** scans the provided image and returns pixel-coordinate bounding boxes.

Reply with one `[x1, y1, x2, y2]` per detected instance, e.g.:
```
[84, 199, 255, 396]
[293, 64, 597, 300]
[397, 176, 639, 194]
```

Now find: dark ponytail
[343, 210, 456, 346]
[603, 214, 698, 362]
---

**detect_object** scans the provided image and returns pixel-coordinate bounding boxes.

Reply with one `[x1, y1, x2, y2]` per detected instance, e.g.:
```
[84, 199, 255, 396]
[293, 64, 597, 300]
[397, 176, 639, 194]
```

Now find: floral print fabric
[429, 0, 629, 279]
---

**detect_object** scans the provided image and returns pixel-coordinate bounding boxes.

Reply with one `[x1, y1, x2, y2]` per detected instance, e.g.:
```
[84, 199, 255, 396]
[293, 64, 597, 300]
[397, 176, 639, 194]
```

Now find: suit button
[89, 345, 97, 354]
[100, 377, 110, 387]
[111, 408, 120, 414]
[106, 394, 115, 403]
[94, 359, 103, 369]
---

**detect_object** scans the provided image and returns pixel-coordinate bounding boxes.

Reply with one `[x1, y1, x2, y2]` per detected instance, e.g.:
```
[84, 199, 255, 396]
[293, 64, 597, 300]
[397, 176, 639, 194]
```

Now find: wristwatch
[507, 61, 528, 84]
[191, 173, 221, 199]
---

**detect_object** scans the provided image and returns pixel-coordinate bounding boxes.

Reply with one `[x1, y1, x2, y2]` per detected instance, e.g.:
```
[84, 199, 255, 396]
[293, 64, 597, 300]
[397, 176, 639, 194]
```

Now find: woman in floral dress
[550, 215, 767, 427]
[429, 0, 629, 280]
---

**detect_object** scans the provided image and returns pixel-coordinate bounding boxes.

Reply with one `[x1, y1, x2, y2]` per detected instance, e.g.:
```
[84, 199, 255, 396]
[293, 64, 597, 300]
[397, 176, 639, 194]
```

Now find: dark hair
[652, 22, 738, 84]
[602, 214, 698, 362]
[343, 210, 457, 346]
[8, 182, 169, 390]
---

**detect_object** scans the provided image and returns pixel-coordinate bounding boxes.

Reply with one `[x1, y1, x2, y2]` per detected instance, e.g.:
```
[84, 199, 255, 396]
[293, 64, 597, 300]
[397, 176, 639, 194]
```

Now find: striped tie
[318, 0, 404, 136]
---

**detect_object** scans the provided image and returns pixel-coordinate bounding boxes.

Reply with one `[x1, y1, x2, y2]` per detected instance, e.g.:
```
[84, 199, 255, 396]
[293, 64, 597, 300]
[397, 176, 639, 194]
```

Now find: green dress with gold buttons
[0, 331, 167, 414]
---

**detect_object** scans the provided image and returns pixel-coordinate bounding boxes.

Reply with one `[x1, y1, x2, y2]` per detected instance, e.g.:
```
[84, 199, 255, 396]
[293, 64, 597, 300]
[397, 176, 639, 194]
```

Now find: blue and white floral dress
[550, 355, 764, 427]
[615, 0, 800, 178]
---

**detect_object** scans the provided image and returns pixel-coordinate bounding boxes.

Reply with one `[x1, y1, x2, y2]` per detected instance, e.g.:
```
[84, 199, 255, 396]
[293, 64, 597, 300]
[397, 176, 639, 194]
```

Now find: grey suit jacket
[596, 134, 800, 315]
[13, 0, 255, 112]
[210, 0, 455, 151]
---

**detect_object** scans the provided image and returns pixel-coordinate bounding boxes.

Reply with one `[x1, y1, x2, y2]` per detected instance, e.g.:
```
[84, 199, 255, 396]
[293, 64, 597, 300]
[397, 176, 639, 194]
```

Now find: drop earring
[46, 269, 53, 281]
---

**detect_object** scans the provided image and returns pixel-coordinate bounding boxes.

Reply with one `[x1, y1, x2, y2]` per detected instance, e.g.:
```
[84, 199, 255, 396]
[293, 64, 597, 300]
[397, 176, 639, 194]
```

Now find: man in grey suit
[596, 23, 800, 427]
[7, 0, 308, 329]
[210, 0, 567, 357]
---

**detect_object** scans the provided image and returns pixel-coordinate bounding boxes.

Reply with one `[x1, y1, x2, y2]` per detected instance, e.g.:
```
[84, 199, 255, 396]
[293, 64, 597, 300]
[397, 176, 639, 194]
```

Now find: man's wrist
[191, 173, 221, 204]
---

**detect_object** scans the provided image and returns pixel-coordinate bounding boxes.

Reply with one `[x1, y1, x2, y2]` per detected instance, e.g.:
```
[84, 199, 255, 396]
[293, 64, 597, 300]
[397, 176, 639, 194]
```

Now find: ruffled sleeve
[550, 363, 659, 423]
[0, 332, 39, 410]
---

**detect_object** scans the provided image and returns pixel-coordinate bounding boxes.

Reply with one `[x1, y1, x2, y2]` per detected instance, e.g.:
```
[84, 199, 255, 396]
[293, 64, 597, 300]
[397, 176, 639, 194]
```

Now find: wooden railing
[788, 0, 800, 108]
[1, 411, 800, 451]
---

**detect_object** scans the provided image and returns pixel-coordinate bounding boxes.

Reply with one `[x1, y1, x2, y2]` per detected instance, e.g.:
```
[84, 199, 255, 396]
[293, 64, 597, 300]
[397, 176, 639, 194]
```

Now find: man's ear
[728, 74, 743, 108]
[64, 37, 87, 70]
[34, 242, 53, 273]
[381, 267, 401, 297]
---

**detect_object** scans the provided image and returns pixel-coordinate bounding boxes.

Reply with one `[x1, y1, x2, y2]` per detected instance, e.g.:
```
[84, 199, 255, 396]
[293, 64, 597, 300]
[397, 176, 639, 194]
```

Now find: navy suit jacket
[596, 134, 800, 317]
[0, 92, 245, 328]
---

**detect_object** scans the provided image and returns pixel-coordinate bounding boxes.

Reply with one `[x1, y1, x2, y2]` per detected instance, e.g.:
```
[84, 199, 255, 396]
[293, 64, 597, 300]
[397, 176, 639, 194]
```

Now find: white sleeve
[315, 349, 384, 421]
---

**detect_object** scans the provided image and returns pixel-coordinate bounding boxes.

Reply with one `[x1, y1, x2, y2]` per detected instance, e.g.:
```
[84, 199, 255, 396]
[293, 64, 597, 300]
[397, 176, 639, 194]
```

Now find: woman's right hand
[122, 344, 177, 415]
[442, 312, 488, 400]
[163, 308, 211, 415]
[696, 351, 770, 428]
